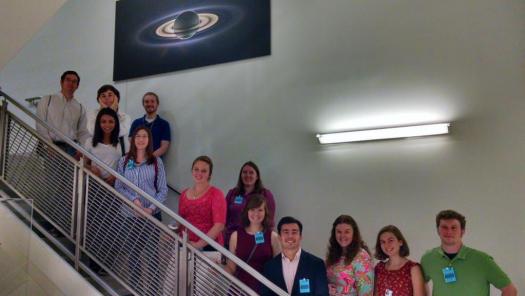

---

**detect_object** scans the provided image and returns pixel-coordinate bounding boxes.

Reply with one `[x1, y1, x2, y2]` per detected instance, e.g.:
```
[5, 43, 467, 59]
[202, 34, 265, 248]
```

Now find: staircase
[0, 90, 287, 296]
[0, 196, 102, 296]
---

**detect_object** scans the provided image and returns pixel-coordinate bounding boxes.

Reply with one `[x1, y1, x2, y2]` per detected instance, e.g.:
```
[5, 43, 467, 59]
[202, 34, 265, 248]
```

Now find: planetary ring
[155, 13, 219, 38]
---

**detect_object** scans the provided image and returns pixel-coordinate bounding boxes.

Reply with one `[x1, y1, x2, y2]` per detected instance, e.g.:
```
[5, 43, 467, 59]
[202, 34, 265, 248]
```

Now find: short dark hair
[240, 195, 271, 230]
[436, 209, 466, 230]
[277, 216, 303, 235]
[374, 225, 410, 260]
[143, 92, 159, 104]
[192, 155, 213, 178]
[97, 84, 120, 102]
[60, 70, 80, 84]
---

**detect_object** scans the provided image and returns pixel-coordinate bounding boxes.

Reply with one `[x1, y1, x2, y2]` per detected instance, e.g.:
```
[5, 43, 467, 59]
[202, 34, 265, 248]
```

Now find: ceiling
[0, 0, 67, 71]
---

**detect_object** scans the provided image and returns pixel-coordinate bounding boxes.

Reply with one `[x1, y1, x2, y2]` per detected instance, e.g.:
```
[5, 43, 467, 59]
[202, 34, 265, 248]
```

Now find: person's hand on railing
[131, 198, 155, 217]
[133, 198, 143, 208]
[104, 175, 116, 186]
[90, 166, 101, 177]
[74, 150, 82, 161]
[132, 198, 145, 217]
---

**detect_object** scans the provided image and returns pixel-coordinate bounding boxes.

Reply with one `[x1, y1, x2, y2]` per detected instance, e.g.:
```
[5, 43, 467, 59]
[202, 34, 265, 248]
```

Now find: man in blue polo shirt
[129, 92, 171, 158]
[421, 209, 517, 296]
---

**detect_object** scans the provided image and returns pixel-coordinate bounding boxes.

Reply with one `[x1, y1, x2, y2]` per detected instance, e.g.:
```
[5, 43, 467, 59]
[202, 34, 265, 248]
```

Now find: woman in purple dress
[225, 194, 280, 293]
[224, 161, 276, 247]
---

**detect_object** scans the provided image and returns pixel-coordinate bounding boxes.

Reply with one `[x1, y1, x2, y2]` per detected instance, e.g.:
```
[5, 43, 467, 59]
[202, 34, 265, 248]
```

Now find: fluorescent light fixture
[316, 123, 450, 144]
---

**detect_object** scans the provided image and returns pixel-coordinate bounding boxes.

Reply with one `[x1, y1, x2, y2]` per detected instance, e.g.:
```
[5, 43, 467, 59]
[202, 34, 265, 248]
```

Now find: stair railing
[0, 89, 288, 296]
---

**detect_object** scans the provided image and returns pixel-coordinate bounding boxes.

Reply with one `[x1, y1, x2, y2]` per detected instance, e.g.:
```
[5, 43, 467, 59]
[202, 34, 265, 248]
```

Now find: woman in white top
[84, 108, 128, 186]
[86, 84, 131, 138]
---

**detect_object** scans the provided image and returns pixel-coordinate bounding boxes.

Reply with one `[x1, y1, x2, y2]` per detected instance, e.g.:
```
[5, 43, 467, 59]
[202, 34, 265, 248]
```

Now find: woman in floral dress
[326, 215, 374, 295]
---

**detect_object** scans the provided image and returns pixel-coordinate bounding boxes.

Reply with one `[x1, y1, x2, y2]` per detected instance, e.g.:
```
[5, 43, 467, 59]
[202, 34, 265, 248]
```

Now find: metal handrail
[167, 183, 181, 195]
[24, 96, 41, 107]
[22, 94, 183, 196]
[0, 89, 288, 296]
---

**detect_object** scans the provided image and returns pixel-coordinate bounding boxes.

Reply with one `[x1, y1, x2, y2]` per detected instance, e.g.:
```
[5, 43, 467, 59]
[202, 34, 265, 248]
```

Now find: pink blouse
[178, 186, 226, 245]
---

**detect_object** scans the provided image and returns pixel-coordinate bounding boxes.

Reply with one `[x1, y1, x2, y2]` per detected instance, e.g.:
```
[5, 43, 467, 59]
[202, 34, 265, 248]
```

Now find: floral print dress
[327, 249, 374, 296]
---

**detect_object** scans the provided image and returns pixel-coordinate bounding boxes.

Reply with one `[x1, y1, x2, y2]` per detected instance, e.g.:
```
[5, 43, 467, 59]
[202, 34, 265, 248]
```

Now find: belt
[53, 141, 77, 146]
[53, 141, 69, 146]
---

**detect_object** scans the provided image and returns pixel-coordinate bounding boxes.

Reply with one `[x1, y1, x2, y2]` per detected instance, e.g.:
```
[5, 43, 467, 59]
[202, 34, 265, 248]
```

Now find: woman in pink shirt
[178, 155, 226, 250]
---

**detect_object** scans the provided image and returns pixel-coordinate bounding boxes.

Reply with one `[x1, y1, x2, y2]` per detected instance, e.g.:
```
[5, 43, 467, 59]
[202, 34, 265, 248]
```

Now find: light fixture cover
[317, 123, 450, 144]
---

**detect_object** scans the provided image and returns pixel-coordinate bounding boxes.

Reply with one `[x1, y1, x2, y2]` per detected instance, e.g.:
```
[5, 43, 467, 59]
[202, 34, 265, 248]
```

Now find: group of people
[35, 70, 172, 279]
[36, 70, 172, 212]
[259, 211, 517, 296]
[35, 71, 517, 296]
[36, 70, 171, 160]
[174, 155, 517, 296]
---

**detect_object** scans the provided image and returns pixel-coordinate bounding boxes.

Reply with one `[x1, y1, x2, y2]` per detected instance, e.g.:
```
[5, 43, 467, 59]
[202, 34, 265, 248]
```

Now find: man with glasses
[36, 70, 89, 158]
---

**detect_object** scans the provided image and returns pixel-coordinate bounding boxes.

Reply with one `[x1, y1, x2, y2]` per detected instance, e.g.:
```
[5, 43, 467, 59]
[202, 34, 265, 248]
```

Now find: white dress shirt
[36, 92, 89, 144]
[281, 248, 302, 294]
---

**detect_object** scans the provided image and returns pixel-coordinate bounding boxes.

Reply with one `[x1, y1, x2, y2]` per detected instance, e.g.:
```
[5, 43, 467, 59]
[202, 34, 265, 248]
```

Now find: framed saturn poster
[113, 0, 271, 81]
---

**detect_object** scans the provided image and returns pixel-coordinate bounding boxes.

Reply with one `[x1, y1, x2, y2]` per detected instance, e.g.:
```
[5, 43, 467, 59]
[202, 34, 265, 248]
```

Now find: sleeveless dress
[374, 260, 419, 296]
[235, 228, 273, 292]
[224, 188, 276, 245]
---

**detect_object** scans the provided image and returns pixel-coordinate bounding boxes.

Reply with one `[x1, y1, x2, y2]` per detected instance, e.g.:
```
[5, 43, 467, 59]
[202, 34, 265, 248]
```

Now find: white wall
[0, 199, 101, 295]
[1, 0, 524, 291]
[0, 0, 67, 69]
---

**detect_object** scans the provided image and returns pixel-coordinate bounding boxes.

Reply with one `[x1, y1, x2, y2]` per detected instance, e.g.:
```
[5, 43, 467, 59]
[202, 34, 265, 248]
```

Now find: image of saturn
[113, 0, 271, 81]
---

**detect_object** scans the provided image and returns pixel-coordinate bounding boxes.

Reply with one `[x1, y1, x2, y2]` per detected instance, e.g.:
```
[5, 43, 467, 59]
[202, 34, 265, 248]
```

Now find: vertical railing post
[0, 98, 8, 178]
[70, 163, 78, 238]
[179, 231, 189, 296]
[74, 157, 85, 270]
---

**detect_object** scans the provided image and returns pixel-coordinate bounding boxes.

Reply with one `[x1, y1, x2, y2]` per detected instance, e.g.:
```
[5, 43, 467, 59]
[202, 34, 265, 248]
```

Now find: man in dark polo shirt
[129, 92, 171, 158]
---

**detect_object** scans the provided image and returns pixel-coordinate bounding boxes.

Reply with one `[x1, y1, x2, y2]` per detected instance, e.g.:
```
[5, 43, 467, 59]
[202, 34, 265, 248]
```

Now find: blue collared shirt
[115, 156, 168, 214]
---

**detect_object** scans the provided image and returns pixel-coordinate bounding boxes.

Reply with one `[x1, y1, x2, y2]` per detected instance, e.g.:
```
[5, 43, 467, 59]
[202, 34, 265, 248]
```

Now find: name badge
[126, 159, 135, 170]
[255, 231, 265, 244]
[234, 195, 243, 204]
[385, 289, 393, 296]
[442, 266, 457, 283]
[299, 278, 310, 294]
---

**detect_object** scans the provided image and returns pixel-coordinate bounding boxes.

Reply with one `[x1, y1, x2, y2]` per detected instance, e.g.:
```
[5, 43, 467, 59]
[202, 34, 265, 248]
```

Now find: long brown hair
[236, 161, 264, 195]
[326, 215, 370, 267]
[126, 126, 155, 165]
[240, 195, 271, 230]
[374, 225, 410, 260]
